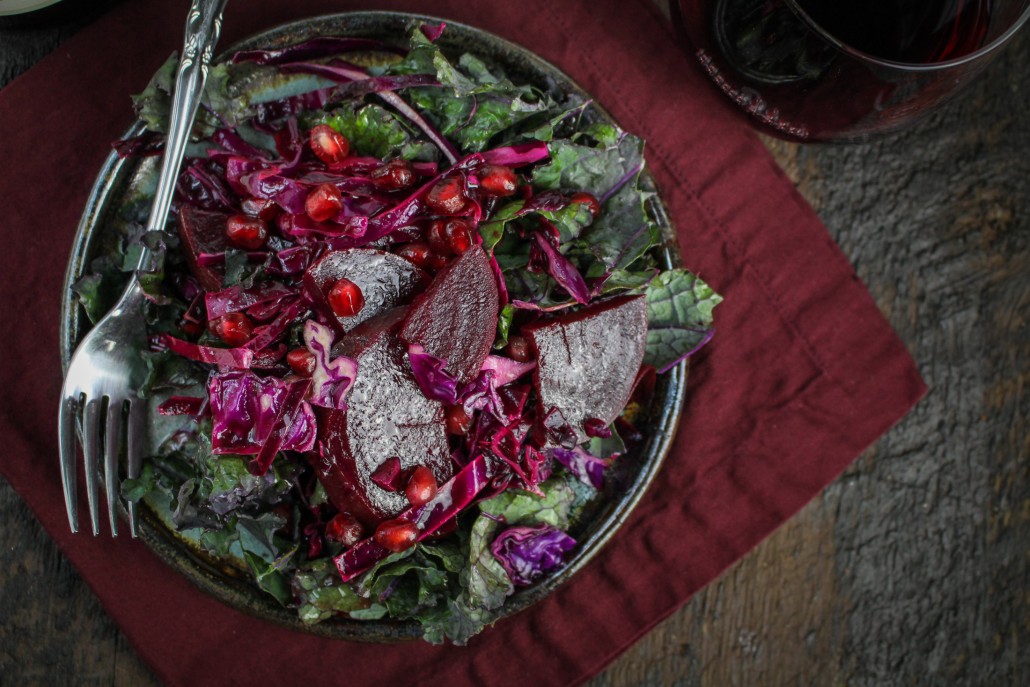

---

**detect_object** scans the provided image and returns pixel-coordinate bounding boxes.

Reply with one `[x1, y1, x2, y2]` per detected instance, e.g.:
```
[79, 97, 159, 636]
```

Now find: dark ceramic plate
[60, 12, 687, 641]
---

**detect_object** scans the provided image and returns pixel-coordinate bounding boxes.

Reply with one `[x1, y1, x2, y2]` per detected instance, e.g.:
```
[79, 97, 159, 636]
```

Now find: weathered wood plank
[588, 24, 1030, 687]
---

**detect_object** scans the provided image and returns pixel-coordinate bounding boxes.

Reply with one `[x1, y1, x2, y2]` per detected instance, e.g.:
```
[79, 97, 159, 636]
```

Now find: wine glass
[671, 0, 1030, 142]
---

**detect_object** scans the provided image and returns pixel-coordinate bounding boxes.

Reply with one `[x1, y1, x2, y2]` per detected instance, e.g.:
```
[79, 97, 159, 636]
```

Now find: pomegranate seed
[426, 176, 467, 215]
[374, 518, 419, 552]
[209, 313, 253, 347]
[251, 346, 285, 368]
[274, 127, 299, 159]
[443, 219, 473, 255]
[396, 241, 432, 269]
[478, 164, 517, 197]
[225, 214, 269, 250]
[286, 348, 316, 377]
[325, 512, 364, 547]
[425, 219, 448, 254]
[240, 197, 280, 222]
[426, 218, 473, 256]
[505, 334, 532, 362]
[405, 466, 439, 507]
[305, 183, 343, 222]
[371, 159, 415, 191]
[426, 253, 450, 271]
[309, 124, 350, 165]
[569, 191, 601, 218]
[328, 278, 364, 317]
[445, 405, 472, 436]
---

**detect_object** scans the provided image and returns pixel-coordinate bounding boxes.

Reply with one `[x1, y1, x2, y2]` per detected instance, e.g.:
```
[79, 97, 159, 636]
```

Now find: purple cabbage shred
[491, 525, 576, 586]
[207, 370, 316, 456]
[407, 344, 460, 404]
[303, 320, 358, 410]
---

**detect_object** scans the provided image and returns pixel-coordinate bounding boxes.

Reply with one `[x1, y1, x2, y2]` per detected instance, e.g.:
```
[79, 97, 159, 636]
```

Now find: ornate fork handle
[138, 0, 228, 272]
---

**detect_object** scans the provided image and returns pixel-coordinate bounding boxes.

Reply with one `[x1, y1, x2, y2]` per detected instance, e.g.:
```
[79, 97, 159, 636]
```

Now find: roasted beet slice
[312, 309, 453, 528]
[524, 295, 648, 437]
[399, 245, 499, 384]
[177, 205, 230, 291]
[304, 248, 429, 334]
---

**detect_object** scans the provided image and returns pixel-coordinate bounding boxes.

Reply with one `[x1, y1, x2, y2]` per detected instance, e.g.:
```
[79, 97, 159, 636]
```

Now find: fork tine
[126, 398, 145, 538]
[58, 394, 80, 533]
[104, 398, 123, 537]
[82, 397, 103, 536]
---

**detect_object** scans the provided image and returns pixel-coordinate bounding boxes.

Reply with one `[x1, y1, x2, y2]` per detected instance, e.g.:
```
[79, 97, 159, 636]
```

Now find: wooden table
[2, 5, 1027, 685]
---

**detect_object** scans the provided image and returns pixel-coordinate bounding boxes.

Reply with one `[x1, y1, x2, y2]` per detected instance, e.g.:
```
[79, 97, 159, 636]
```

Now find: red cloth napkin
[0, 0, 926, 684]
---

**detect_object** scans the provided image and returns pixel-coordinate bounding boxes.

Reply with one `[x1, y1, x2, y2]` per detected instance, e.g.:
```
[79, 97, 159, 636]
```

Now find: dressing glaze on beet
[303, 248, 429, 333]
[313, 309, 453, 527]
[525, 295, 649, 437]
[400, 245, 499, 384]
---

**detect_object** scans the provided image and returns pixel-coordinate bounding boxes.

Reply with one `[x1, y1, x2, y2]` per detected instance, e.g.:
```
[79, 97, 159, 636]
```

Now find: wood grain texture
[589, 25, 1030, 687]
[2, 7, 1028, 687]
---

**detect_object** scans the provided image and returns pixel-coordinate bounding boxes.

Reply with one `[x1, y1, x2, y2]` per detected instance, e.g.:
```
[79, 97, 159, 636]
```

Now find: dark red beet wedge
[524, 295, 648, 437]
[303, 249, 429, 334]
[311, 309, 453, 528]
[177, 205, 230, 291]
[399, 245, 499, 384]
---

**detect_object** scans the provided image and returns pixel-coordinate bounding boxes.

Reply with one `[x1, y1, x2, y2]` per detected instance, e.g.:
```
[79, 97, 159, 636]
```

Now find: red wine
[671, 0, 1022, 141]
[797, 0, 993, 63]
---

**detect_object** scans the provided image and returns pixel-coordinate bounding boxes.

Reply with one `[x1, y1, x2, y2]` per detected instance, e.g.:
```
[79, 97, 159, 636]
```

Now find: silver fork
[59, 0, 227, 536]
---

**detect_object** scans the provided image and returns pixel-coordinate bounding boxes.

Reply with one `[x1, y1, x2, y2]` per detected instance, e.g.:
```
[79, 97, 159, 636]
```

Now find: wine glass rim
[784, 0, 1030, 72]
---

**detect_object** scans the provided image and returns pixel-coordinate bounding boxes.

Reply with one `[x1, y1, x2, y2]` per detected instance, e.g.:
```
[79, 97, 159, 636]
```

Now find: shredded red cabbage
[205, 283, 296, 319]
[157, 334, 254, 370]
[490, 525, 576, 586]
[407, 344, 460, 404]
[207, 371, 316, 458]
[530, 231, 590, 304]
[231, 37, 407, 65]
[480, 141, 550, 168]
[550, 445, 610, 490]
[303, 320, 358, 410]
[248, 379, 314, 476]
[479, 355, 535, 387]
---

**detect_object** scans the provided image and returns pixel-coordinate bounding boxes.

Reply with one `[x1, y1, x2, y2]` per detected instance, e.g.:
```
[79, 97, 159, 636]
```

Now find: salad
[74, 22, 722, 644]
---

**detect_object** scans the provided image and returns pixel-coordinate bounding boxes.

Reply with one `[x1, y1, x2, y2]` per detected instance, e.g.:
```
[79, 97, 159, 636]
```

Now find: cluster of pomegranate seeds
[178, 119, 622, 568]
[306, 183, 343, 222]
[328, 277, 365, 317]
[209, 312, 253, 346]
[225, 214, 269, 250]
[374, 518, 419, 552]
[371, 158, 416, 191]
[426, 218, 473, 256]
[478, 164, 517, 197]
[426, 176, 467, 215]
[286, 348, 316, 377]
[569, 191, 601, 218]
[325, 512, 364, 547]
[308, 124, 350, 165]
